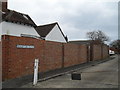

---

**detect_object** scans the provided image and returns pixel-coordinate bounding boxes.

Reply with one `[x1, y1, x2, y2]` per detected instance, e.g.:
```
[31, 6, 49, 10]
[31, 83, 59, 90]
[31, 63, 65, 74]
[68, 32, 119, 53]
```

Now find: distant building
[69, 40, 91, 45]
[69, 40, 104, 45]
[35, 22, 68, 43]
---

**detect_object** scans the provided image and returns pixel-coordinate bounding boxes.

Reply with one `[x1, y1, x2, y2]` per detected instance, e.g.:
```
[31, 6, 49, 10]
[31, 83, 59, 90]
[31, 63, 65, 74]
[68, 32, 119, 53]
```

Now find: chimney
[0, 0, 8, 12]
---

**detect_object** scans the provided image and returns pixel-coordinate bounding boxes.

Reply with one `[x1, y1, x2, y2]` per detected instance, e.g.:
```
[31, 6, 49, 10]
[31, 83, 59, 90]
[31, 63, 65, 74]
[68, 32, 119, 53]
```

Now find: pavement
[21, 55, 119, 88]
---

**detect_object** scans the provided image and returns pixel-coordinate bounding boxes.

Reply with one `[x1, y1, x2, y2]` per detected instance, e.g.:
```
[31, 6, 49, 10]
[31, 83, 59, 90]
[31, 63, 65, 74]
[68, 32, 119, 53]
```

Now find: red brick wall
[0, 42, 1, 59]
[92, 44, 102, 61]
[91, 44, 109, 61]
[44, 41, 63, 72]
[2, 35, 109, 81]
[0, 41, 2, 82]
[2, 35, 10, 81]
[102, 45, 109, 59]
[2, 35, 45, 80]
[64, 43, 88, 67]
[78, 44, 88, 63]
[2, 35, 63, 81]
[64, 43, 79, 67]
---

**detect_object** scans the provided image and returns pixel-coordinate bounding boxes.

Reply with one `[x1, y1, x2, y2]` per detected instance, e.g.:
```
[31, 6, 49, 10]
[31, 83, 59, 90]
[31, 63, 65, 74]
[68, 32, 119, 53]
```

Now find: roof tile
[2, 9, 36, 26]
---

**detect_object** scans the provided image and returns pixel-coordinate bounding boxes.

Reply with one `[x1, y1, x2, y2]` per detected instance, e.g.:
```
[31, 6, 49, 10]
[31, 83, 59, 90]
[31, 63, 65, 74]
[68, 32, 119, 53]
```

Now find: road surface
[21, 55, 119, 88]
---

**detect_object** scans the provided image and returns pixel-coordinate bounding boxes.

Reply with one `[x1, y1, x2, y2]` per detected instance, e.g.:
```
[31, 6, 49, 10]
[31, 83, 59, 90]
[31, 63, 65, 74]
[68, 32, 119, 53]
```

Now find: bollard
[33, 59, 39, 85]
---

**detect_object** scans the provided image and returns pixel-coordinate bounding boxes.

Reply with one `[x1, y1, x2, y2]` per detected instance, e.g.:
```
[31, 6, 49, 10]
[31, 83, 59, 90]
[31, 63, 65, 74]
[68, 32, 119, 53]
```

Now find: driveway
[21, 55, 119, 88]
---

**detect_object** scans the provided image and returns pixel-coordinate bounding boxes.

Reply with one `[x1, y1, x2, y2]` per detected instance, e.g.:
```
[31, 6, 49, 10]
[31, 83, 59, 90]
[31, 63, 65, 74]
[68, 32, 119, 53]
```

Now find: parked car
[109, 50, 115, 56]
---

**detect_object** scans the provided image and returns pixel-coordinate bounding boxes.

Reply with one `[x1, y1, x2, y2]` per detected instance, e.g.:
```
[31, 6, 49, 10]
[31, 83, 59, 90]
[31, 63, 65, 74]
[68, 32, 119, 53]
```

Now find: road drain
[71, 73, 81, 80]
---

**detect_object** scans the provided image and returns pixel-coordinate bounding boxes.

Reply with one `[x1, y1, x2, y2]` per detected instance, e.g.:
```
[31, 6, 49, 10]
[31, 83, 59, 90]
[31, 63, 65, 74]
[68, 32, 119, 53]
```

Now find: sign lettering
[16, 45, 34, 48]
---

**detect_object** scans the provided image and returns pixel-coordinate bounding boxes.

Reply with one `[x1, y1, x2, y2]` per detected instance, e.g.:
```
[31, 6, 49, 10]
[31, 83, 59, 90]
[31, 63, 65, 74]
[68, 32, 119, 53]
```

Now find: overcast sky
[8, 0, 118, 43]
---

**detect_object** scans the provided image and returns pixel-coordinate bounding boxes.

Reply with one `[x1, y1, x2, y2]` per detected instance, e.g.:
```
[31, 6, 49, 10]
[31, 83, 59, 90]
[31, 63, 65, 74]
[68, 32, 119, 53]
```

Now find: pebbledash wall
[2, 35, 109, 81]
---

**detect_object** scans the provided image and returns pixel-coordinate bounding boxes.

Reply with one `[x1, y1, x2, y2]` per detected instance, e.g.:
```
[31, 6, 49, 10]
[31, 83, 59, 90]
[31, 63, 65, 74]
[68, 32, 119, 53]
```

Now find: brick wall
[2, 35, 63, 81]
[2, 35, 109, 81]
[2, 35, 45, 80]
[2, 35, 10, 81]
[102, 44, 109, 59]
[0, 41, 2, 82]
[64, 43, 88, 67]
[44, 41, 63, 72]
[0, 42, 1, 59]
[64, 43, 80, 67]
[92, 44, 102, 61]
[78, 44, 88, 63]
[91, 44, 109, 61]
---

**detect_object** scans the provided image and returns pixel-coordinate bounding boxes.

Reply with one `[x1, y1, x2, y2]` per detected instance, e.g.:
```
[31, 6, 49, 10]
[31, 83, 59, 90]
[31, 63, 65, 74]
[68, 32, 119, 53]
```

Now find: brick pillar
[2, 35, 10, 81]
[101, 44, 103, 60]
[62, 43, 64, 68]
[90, 44, 93, 61]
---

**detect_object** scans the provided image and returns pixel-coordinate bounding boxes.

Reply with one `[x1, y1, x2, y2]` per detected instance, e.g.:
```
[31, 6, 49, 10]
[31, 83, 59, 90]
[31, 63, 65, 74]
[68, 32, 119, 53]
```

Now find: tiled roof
[2, 9, 36, 26]
[35, 22, 56, 37]
[35, 22, 68, 42]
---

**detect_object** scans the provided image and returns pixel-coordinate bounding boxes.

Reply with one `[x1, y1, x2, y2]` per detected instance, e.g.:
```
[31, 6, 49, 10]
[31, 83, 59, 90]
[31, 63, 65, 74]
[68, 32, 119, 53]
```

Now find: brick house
[35, 22, 68, 43]
[0, 0, 40, 41]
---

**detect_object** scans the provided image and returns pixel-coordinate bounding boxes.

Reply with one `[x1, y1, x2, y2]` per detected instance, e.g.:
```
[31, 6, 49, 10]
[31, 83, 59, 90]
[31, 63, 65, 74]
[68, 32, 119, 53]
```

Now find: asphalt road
[21, 55, 119, 88]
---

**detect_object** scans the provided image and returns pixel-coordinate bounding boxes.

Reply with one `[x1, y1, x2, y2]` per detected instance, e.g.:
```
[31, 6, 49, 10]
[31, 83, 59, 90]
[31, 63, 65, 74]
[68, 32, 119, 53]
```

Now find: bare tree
[110, 40, 120, 50]
[86, 30, 109, 43]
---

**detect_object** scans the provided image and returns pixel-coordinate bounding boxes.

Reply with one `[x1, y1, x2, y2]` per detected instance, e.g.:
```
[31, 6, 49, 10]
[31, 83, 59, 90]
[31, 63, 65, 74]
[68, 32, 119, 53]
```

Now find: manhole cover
[71, 73, 81, 80]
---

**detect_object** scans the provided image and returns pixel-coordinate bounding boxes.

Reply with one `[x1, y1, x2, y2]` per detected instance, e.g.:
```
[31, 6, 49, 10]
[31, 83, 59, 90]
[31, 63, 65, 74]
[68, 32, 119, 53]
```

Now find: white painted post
[33, 59, 39, 85]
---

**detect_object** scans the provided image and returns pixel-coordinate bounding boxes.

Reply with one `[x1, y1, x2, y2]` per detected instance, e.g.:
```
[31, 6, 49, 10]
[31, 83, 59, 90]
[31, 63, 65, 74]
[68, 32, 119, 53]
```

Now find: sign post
[33, 59, 39, 85]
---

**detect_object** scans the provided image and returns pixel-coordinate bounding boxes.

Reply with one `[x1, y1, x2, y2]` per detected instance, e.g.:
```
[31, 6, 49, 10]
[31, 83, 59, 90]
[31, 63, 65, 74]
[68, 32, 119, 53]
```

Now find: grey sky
[8, 0, 118, 42]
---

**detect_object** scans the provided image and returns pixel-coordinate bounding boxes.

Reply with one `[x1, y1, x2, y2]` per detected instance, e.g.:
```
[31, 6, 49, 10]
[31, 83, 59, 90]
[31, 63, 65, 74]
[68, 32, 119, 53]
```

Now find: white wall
[0, 22, 2, 41]
[0, 21, 40, 40]
[46, 25, 66, 43]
